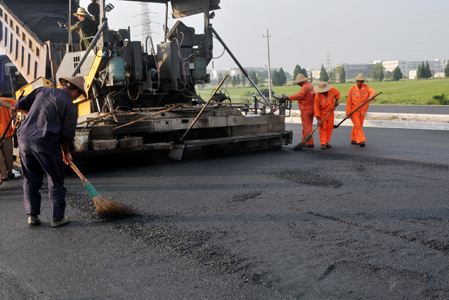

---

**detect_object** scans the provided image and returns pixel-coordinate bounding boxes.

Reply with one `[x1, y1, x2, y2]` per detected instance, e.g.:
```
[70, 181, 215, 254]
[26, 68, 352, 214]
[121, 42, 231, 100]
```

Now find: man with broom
[314, 81, 340, 149]
[0, 97, 16, 185]
[14, 76, 86, 227]
[282, 74, 316, 148]
[346, 73, 376, 147]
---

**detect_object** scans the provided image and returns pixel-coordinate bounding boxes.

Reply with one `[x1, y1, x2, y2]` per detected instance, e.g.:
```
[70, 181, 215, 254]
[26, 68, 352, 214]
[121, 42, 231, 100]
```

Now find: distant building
[382, 59, 443, 76]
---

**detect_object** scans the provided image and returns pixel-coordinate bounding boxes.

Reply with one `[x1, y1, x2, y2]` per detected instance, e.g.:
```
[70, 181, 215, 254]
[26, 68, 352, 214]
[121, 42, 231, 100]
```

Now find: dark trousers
[19, 139, 66, 220]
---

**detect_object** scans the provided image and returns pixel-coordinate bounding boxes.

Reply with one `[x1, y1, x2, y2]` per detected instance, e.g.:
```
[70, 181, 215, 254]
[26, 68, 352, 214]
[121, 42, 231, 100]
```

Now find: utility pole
[263, 29, 272, 102]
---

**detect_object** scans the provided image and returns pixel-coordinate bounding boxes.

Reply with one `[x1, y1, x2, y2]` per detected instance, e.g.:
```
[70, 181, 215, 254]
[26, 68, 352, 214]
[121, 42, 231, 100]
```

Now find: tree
[371, 63, 385, 82]
[231, 75, 237, 87]
[300, 68, 308, 78]
[319, 64, 329, 82]
[271, 69, 280, 86]
[393, 66, 403, 81]
[425, 61, 432, 78]
[444, 62, 449, 78]
[334, 66, 346, 83]
[293, 65, 302, 80]
[236, 75, 241, 87]
[250, 71, 258, 85]
[385, 71, 393, 81]
[278, 67, 287, 86]
[417, 64, 422, 79]
[241, 72, 247, 87]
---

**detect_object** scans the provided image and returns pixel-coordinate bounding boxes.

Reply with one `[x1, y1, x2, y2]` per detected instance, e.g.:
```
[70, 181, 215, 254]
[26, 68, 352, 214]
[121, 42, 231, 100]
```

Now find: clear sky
[68, 0, 449, 74]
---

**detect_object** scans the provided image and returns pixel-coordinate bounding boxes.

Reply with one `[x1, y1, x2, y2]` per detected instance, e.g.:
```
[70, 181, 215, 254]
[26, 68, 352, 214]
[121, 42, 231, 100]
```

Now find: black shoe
[321, 144, 327, 149]
[360, 142, 365, 147]
[326, 143, 332, 148]
[351, 140, 359, 145]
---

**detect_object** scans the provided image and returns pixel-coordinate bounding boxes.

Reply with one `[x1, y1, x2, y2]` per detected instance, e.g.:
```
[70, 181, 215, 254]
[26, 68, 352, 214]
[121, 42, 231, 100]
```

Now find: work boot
[360, 142, 366, 147]
[51, 217, 70, 228]
[326, 143, 332, 148]
[321, 144, 326, 149]
[28, 215, 41, 226]
[351, 140, 359, 145]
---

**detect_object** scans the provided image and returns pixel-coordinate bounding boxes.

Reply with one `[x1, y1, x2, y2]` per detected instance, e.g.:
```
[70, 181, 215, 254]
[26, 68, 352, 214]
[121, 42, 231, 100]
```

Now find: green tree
[371, 63, 385, 81]
[319, 64, 329, 82]
[393, 66, 403, 81]
[272, 69, 280, 86]
[250, 71, 258, 85]
[241, 72, 247, 87]
[300, 68, 308, 77]
[236, 75, 241, 87]
[444, 62, 449, 78]
[334, 66, 346, 83]
[231, 75, 237, 87]
[417, 64, 423, 79]
[217, 72, 224, 83]
[293, 65, 302, 80]
[425, 61, 432, 78]
[278, 67, 287, 86]
[385, 71, 393, 81]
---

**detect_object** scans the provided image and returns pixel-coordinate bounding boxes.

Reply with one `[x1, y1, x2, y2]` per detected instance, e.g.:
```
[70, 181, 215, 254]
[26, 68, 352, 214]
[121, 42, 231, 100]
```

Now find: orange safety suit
[288, 81, 316, 146]
[0, 98, 16, 179]
[346, 84, 376, 144]
[314, 87, 340, 146]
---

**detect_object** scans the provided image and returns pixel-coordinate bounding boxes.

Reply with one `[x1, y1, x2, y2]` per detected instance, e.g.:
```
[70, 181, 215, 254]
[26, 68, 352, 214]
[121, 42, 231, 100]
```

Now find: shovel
[334, 91, 382, 128]
[169, 74, 228, 160]
[293, 106, 336, 150]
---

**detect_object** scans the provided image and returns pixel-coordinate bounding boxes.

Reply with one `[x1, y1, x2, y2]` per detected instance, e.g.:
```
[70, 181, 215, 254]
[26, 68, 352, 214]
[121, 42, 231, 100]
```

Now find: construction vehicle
[0, 0, 292, 162]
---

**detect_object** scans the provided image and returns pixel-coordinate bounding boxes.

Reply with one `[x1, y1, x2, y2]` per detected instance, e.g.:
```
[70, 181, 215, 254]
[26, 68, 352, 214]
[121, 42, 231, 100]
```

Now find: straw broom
[293, 107, 336, 150]
[69, 162, 136, 218]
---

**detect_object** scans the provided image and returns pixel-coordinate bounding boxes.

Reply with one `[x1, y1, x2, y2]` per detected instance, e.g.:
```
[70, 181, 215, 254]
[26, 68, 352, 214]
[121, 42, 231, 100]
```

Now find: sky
[69, 0, 449, 74]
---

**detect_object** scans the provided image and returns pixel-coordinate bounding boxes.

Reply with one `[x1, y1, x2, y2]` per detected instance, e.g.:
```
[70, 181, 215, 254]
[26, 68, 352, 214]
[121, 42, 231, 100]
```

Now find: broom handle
[179, 74, 228, 142]
[69, 161, 89, 184]
[347, 91, 382, 117]
[0, 116, 14, 143]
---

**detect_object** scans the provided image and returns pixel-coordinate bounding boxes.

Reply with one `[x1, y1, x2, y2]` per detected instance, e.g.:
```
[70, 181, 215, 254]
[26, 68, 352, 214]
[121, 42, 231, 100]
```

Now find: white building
[382, 59, 443, 76]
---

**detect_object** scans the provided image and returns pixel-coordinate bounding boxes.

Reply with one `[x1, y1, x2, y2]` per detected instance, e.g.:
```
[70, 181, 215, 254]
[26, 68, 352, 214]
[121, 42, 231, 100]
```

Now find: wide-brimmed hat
[74, 7, 89, 17]
[292, 73, 309, 84]
[59, 76, 87, 97]
[314, 81, 331, 93]
[354, 73, 368, 82]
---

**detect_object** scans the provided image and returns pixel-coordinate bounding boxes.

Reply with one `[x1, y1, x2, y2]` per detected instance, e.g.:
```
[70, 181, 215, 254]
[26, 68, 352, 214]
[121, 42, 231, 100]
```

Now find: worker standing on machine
[70, 7, 98, 50]
[283, 74, 316, 148]
[346, 73, 376, 147]
[314, 81, 340, 149]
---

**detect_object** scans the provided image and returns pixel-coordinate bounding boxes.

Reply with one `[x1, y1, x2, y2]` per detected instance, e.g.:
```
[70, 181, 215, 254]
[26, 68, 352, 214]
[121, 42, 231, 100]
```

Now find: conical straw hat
[59, 76, 87, 97]
[292, 73, 309, 84]
[314, 81, 331, 93]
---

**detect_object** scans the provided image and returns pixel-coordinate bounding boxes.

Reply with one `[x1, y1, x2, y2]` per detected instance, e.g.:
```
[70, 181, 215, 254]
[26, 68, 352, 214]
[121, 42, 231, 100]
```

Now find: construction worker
[283, 74, 316, 148]
[0, 98, 16, 185]
[14, 76, 86, 227]
[70, 7, 98, 50]
[346, 73, 376, 147]
[314, 81, 340, 149]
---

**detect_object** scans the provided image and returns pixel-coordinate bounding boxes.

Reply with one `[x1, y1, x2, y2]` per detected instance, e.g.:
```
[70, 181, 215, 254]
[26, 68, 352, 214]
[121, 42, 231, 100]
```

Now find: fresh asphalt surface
[1, 124, 449, 299]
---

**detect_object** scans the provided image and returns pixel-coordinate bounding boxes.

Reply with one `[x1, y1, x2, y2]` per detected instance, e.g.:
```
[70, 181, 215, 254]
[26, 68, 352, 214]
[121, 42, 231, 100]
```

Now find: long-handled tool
[168, 74, 228, 160]
[0, 116, 14, 144]
[334, 91, 382, 128]
[69, 162, 136, 218]
[293, 106, 336, 150]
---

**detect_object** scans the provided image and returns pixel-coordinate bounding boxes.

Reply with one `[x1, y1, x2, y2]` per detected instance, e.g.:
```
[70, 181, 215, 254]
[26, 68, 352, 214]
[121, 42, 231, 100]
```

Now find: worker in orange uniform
[346, 73, 376, 147]
[0, 97, 17, 184]
[283, 74, 316, 148]
[314, 81, 339, 149]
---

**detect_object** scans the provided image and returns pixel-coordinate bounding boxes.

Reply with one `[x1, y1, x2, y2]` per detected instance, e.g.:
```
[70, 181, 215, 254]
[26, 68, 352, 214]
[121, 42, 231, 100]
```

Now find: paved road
[1, 124, 449, 299]
[337, 104, 449, 115]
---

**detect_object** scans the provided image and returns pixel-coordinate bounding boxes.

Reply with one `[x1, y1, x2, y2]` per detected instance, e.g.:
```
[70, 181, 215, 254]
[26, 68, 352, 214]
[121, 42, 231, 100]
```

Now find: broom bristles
[92, 195, 137, 218]
[293, 140, 307, 150]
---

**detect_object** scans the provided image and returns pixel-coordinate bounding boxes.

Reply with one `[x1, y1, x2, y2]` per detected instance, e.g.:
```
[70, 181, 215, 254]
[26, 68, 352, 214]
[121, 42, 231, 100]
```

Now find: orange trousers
[300, 109, 314, 146]
[318, 111, 334, 146]
[350, 114, 366, 143]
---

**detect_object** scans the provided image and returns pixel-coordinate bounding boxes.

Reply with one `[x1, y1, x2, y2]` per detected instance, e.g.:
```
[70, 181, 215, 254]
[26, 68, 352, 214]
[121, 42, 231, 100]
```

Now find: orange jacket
[288, 81, 315, 110]
[314, 87, 340, 117]
[346, 84, 376, 116]
[0, 98, 16, 138]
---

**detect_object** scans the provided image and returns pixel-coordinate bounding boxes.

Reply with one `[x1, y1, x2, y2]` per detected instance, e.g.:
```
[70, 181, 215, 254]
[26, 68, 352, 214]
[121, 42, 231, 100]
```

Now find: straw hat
[314, 81, 331, 93]
[354, 73, 368, 82]
[59, 76, 87, 97]
[74, 7, 89, 17]
[292, 73, 309, 84]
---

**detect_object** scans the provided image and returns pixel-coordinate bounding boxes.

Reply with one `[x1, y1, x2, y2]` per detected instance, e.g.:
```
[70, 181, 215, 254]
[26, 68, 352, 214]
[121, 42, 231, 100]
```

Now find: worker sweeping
[346, 73, 376, 147]
[314, 81, 340, 149]
[283, 74, 316, 148]
[15, 76, 85, 227]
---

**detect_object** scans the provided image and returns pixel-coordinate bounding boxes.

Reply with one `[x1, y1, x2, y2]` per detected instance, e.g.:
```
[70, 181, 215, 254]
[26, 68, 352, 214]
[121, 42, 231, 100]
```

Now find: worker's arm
[61, 144, 72, 165]
[0, 98, 16, 117]
[69, 21, 81, 31]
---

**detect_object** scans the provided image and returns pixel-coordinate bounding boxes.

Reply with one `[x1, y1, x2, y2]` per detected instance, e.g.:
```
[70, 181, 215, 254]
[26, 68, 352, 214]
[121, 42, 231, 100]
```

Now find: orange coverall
[287, 81, 316, 146]
[346, 84, 376, 144]
[0, 98, 16, 179]
[314, 87, 340, 146]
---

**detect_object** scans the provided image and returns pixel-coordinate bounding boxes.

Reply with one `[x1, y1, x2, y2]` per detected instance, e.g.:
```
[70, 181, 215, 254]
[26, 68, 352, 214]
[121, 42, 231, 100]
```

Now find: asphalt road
[337, 104, 449, 115]
[1, 124, 449, 299]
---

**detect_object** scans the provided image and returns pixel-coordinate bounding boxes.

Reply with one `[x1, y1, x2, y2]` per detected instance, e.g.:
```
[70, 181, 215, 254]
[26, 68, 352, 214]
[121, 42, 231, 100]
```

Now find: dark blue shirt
[15, 87, 77, 145]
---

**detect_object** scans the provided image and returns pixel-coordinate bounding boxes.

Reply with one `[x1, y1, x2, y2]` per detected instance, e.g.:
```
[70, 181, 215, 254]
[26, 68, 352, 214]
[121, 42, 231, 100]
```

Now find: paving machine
[0, 0, 292, 162]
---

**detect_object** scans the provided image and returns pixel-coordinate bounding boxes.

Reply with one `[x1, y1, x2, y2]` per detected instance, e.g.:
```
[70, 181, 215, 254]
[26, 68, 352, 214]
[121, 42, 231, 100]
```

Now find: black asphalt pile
[2, 0, 79, 44]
